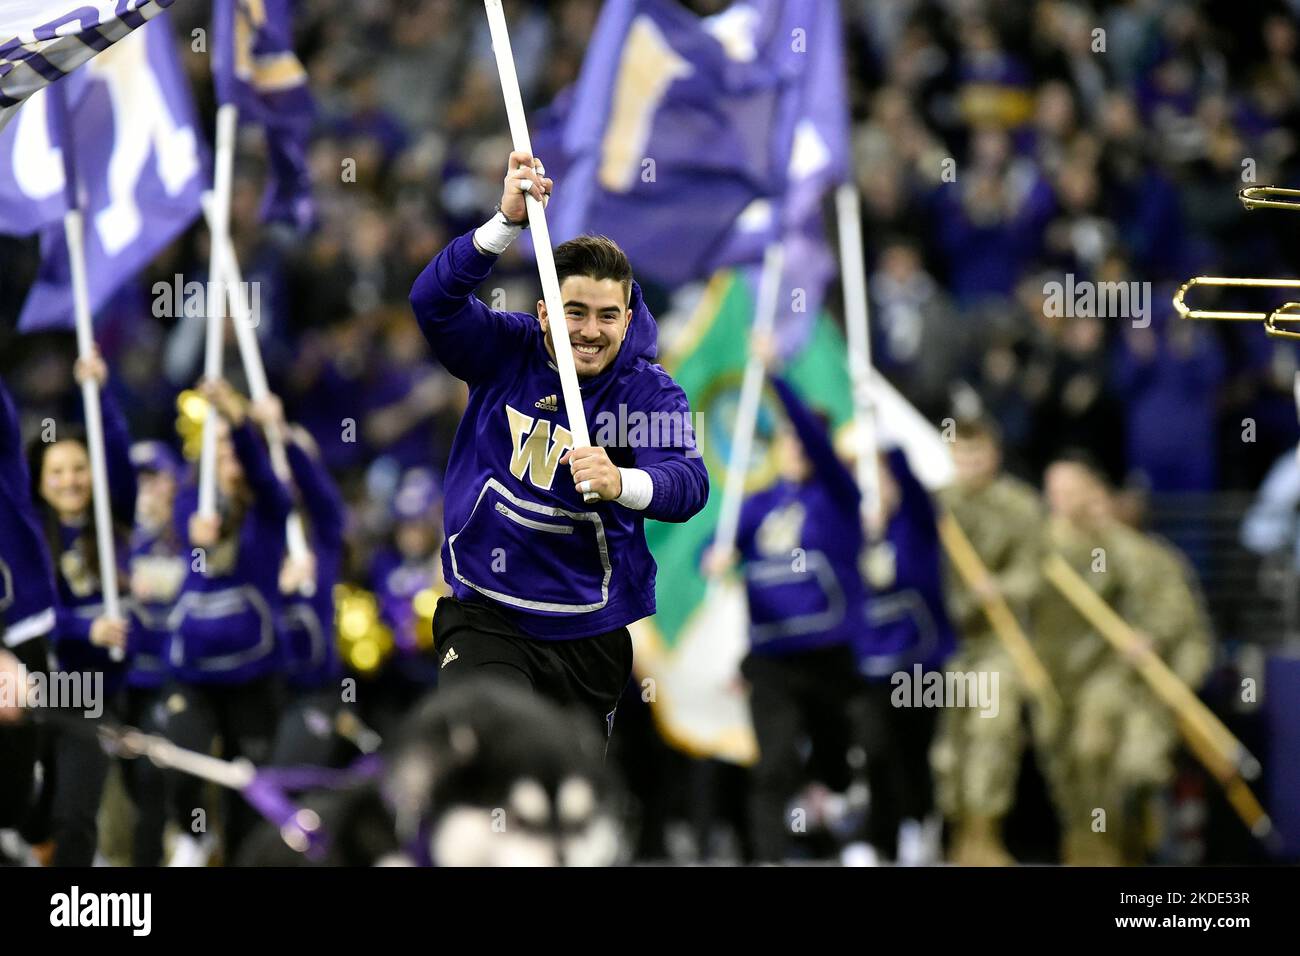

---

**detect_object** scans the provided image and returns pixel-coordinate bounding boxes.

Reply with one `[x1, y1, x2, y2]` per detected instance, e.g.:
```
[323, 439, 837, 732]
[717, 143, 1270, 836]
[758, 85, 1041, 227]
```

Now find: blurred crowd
[3, 0, 1297, 565]
[0, 0, 1297, 864]
[4, 0, 1300, 562]
[848, 0, 1300, 498]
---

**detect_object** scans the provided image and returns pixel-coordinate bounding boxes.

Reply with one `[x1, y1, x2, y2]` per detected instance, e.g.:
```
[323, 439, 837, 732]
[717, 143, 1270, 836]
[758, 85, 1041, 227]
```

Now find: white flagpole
[483, 0, 598, 503]
[52, 82, 124, 662]
[200, 195, 312, 573]
[197, 103, 238, 518]
[63, 208, 124, 662]
[709, 241, 785, 574]
[835, 182, 882, 535]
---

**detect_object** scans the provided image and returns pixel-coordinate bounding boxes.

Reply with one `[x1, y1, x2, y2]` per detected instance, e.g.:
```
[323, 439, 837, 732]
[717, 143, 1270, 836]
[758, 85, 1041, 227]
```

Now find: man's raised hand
[499, 150, 552, 225]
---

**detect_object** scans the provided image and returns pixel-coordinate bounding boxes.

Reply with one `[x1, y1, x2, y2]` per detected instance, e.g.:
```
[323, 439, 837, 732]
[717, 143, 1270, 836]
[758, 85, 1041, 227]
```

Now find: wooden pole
[1041, 551, 1272, 839]
[937, 511, 1059, 709]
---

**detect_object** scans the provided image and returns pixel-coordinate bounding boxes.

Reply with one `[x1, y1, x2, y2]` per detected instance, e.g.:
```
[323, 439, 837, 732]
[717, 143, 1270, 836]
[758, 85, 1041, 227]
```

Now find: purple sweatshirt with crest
[735, 376, 865, 657]
[46, 389, 137, 696]
[409, 230, 709, 639]
[171, 422, 292, 683]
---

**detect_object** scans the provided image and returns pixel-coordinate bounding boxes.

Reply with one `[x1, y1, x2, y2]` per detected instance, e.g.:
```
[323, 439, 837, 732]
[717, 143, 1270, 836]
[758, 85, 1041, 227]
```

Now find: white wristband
[473, 213, 524, 256]
[615, 467, 654, 511]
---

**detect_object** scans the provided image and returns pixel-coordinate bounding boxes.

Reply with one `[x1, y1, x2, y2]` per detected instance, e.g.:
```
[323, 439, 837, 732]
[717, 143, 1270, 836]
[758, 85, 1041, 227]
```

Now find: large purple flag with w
[538, 0, 849, 291]
[0, 14, 207, 332]
[0, 0, 177, 132]
[212, 0, 314, 230]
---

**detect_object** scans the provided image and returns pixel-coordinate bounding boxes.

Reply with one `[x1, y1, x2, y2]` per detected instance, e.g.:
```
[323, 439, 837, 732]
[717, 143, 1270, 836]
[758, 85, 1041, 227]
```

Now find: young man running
[409, 151, 708, 742]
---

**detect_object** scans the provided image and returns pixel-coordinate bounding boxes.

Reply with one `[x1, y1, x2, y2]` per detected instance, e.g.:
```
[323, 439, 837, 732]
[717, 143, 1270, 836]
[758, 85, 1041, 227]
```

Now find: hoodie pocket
[168, 585, 276, 672]
[855, 589, 943, 677]
[282, 601, 328, 673]
[746, 551, 845, 645]
[448, 479, 611, 614]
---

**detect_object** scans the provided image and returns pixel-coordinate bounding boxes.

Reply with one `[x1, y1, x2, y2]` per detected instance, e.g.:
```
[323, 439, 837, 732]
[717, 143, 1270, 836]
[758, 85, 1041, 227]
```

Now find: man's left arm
[620, 371, 708, 523]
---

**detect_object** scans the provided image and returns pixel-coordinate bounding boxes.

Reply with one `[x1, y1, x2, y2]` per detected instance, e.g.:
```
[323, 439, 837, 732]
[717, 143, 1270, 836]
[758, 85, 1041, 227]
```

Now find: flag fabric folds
[0, 0, 176, 132]
[0, 14, 207, 332]
[538, 0, 849, 293]
[212, 0, 315, 230]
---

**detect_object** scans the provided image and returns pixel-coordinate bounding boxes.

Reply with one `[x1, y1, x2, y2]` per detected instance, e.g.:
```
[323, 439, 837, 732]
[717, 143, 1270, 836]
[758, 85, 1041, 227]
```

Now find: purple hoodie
[46, 389, 137, 697]
[170, 422, 292, 683]
[736, 376, 865, 656]
[0, 376, 57, 651]
[409, 230, 709, 639]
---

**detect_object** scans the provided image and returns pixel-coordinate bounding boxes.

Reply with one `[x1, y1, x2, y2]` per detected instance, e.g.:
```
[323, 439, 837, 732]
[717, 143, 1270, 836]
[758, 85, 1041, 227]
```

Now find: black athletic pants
[159, 677, 281, 863]
[118, 685, 170, 866]
[741, 644, 859, 862]
[22, 698, 114, 867]
[853, 675, 938, 857]
[0, 637, 47, 830]
[431, 597, 634, 745]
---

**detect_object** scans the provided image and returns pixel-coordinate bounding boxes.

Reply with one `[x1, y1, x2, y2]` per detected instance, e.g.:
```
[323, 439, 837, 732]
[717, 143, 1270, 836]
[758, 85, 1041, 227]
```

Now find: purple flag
[0, 0, 177, 132]
[537, 0, 849, 296]
[212, 0, 315, 230]
[0, 14, 208, 332]
[709, 0, 849, 295]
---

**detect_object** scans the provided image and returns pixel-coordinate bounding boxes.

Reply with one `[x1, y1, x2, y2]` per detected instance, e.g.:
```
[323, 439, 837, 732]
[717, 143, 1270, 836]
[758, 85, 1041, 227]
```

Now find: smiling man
[408, 151, 708, 744]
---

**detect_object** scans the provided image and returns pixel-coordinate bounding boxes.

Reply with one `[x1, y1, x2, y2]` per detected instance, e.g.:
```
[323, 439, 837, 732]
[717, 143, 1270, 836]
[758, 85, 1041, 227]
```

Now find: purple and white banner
[0, 13, 207, 332]
[0, 0, 178, 132]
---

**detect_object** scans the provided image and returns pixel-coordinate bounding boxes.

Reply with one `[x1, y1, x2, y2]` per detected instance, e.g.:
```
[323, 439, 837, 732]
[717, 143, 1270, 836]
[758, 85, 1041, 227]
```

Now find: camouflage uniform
[931, 476, 1043, 862]
[1033, 519, 1213, 864]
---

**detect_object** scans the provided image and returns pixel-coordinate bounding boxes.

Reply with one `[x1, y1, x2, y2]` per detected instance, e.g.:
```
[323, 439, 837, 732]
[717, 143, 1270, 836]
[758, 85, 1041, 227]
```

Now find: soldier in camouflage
[1033, 455, 1213, 865]
[932, 418, 1044, 865]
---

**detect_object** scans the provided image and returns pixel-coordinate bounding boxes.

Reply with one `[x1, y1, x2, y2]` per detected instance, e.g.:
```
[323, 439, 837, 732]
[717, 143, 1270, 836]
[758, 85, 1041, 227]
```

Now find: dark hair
[553, 235, 633, 304]
[28, 429, 107, 585]
[954, 415, 1003, 447]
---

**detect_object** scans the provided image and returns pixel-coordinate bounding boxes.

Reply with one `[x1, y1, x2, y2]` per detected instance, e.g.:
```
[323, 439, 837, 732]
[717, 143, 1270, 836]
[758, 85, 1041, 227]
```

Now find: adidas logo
[534, 394, 559, 412]
[440, 646, 459, 668]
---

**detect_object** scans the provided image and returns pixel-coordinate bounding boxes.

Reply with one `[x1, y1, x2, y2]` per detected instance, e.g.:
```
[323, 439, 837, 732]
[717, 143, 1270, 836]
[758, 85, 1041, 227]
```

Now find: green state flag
[632, 268, 853, 763]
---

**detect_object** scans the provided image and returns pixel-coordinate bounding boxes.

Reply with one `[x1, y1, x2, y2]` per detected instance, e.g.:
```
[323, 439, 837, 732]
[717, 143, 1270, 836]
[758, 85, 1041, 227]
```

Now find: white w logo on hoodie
[506, 405, 574, 491]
